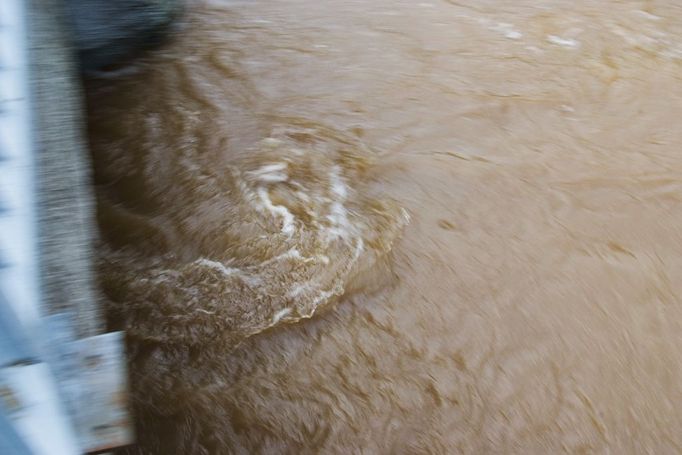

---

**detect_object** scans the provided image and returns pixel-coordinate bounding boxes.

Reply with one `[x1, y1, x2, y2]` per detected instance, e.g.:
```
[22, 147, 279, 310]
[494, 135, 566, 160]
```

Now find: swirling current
[86, 0, 682, 453]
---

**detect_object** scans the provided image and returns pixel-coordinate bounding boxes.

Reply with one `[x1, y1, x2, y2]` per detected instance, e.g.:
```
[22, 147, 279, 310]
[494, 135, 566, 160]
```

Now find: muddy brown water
[86, 0, 682, 453]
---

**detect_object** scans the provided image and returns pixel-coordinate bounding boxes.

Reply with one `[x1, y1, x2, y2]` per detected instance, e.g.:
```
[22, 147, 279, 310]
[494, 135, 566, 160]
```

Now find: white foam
[490, 22, 523, 40]
[401, 208, 411, 224]
[324, 167, 356, 241]
[248, 162, 288, 183]
[287, 283, 312, 298]
[329, 165, 348, 198]
[547, 35, 580, 48]
[194, 258, 263, 288]
[272, 308, 291, 323]
[280, 248, 303, 260]
[310, 289, 336, 307]
[240, 274, 264, 288]
[263, 248, 305, 264]
[261, 137, 283, 148]
[194, 308, 216, 315]
[352, 238, 365, 262]
[261, 249, 327, 268]
[257, 187, 296, 235]
[295, 190, 311, 202]
[195, 258, 240, 276]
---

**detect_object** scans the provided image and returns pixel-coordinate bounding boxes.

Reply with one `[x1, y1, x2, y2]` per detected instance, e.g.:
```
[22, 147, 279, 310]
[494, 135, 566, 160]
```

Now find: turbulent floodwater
[86, 0, 682, 453]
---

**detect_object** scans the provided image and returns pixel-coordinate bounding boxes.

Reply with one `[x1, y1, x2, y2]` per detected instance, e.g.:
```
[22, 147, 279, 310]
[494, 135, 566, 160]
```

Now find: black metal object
[63, 0, 183, 73]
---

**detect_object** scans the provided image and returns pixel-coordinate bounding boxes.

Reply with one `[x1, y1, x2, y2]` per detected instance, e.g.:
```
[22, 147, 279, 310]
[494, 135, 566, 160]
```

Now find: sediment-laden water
[87, 1, 682, 453]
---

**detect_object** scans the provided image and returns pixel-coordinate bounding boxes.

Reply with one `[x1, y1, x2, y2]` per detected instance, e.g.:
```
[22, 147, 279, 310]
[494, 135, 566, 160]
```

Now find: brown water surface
[86, 0, 682, 453]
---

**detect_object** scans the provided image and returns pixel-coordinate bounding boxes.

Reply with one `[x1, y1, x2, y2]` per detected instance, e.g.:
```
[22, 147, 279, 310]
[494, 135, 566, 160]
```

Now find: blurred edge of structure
[31, 0, 184, 333]
[65, 0, 183, 73]
[31, 0, 103, 340]
[30, 0, 183, 333]
[0, 0, 186, 453]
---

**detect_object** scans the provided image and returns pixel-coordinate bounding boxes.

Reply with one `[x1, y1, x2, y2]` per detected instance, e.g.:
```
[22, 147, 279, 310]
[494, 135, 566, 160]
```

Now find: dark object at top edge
[62, 0, 184, 74]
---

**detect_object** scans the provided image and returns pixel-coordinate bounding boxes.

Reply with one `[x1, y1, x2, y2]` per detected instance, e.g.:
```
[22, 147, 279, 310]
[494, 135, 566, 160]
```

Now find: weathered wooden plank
[54, 331, 134, 453]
